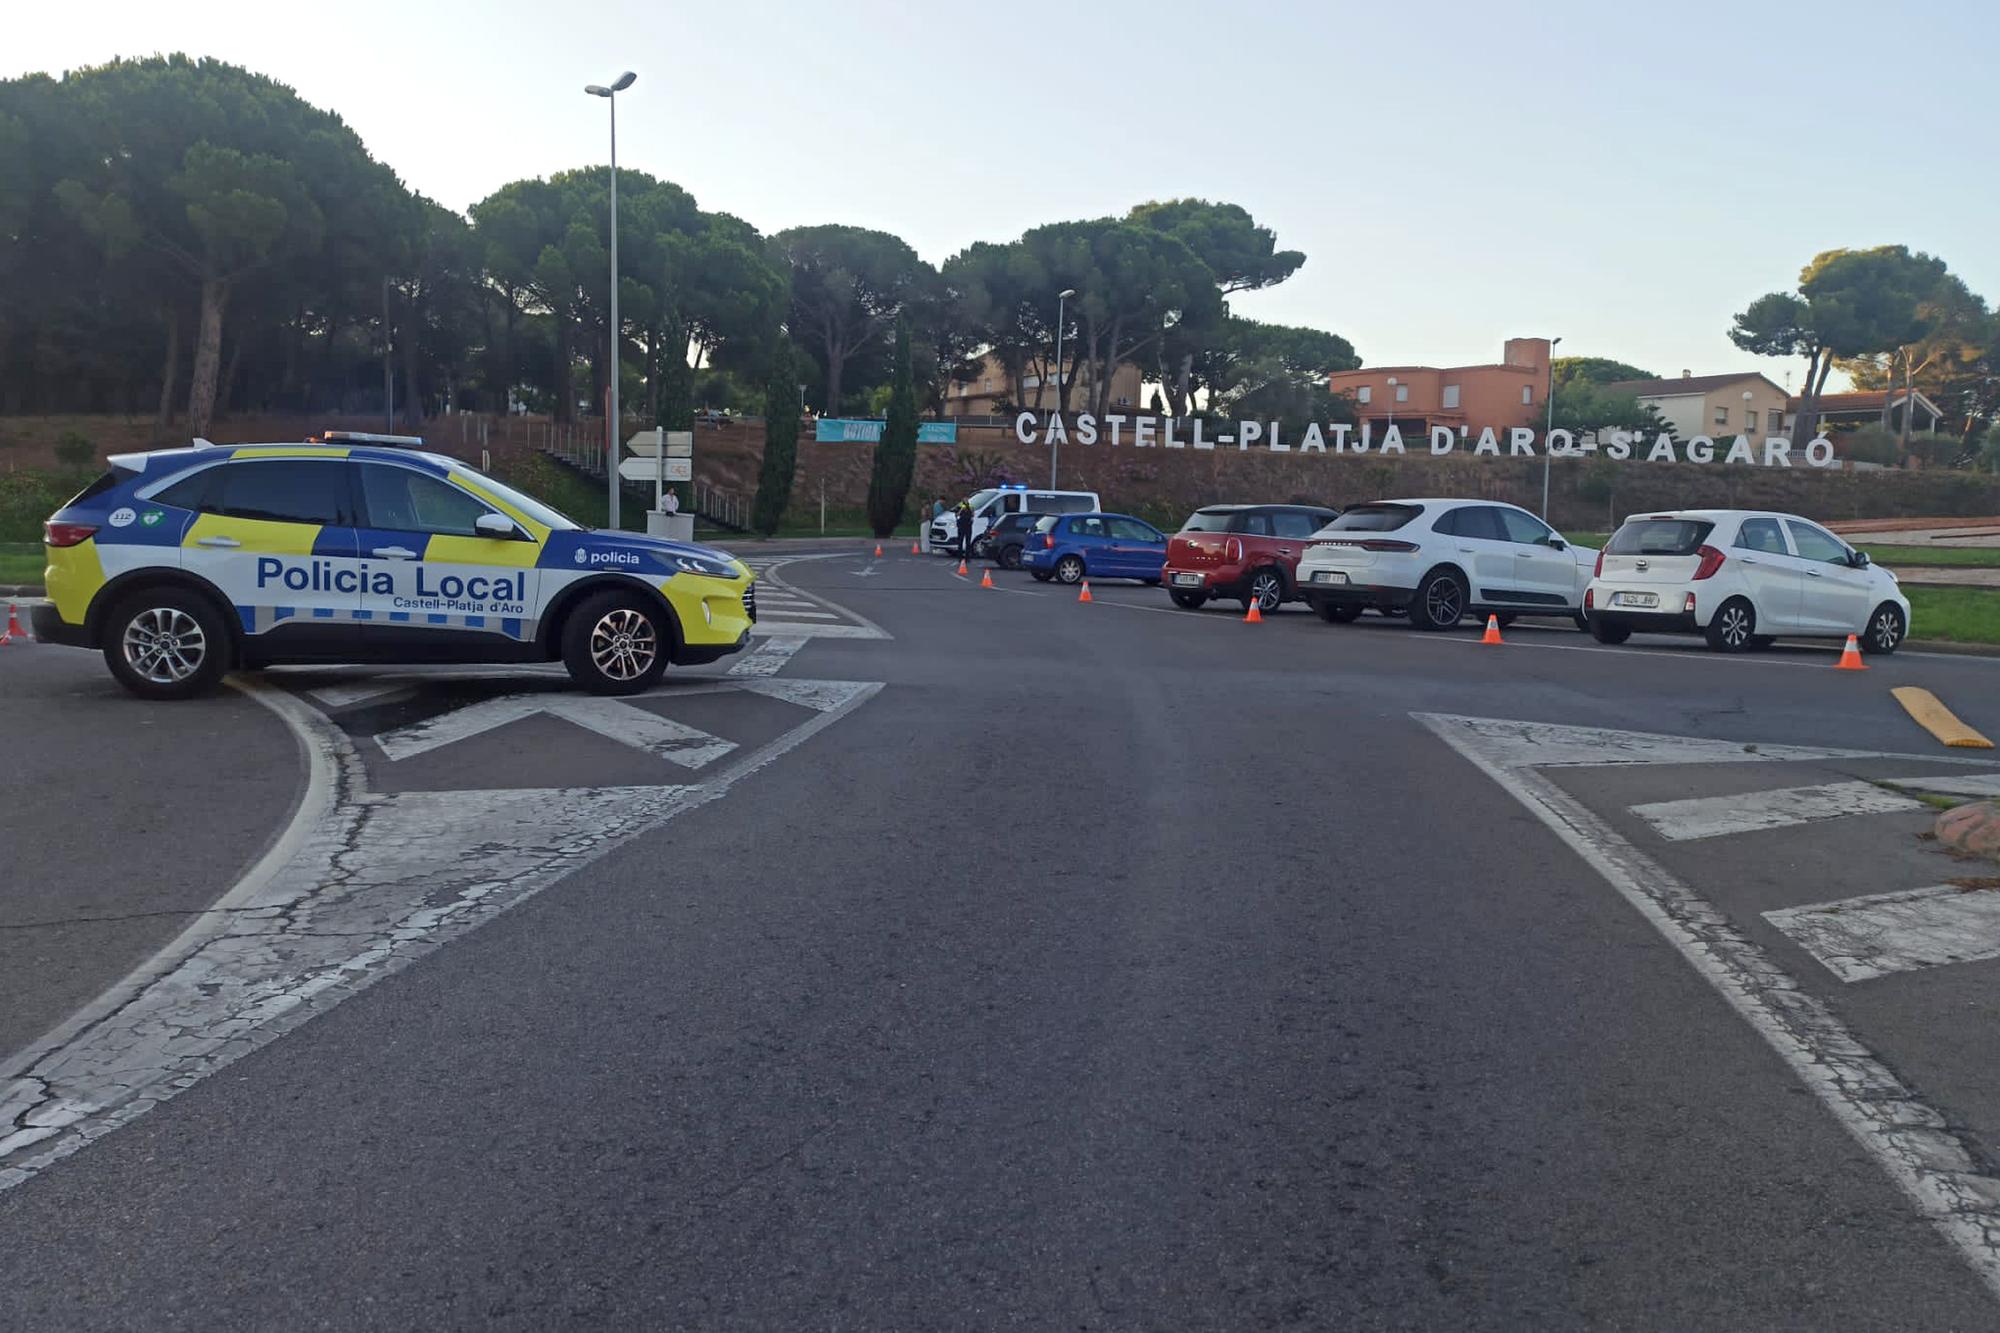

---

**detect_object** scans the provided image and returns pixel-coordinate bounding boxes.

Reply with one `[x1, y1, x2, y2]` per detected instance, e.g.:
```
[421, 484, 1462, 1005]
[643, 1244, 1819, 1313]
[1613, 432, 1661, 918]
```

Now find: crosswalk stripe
[1765, 885, 2000, 982]
[1630, 780, 1921, 841]
[1881, 773, 2000, 798]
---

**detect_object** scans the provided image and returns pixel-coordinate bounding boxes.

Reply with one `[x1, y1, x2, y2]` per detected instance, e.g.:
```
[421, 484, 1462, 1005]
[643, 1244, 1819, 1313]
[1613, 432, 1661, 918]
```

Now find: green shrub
[52, 431, 96, 472]
[0, 470, 84, 542]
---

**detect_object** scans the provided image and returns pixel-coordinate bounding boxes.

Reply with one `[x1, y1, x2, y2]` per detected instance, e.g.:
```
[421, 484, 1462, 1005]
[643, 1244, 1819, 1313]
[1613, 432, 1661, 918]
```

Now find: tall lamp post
[1050, 287, 1076, 488]
[1385, 376, 1398, 441]
[586, 71, 636, 529]
[1539, 335, 1563, 519]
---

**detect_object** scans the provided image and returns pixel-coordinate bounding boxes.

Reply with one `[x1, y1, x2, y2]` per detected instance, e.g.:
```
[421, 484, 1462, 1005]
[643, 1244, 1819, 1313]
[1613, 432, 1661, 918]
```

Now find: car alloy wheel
[121, 606, 208, 685]
[1865, 604, 1905, 654]
[1056, 555, 1085, 585]
[1249, 570, 1282, 612]
[1423, 576, 1461, 627]
[1706, 598, 1755, 652]
[589, 607, 659, 682]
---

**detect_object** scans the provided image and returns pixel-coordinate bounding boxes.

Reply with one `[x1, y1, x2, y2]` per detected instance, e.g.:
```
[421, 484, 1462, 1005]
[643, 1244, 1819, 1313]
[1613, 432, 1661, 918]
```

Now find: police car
[32, 432, 757, 700]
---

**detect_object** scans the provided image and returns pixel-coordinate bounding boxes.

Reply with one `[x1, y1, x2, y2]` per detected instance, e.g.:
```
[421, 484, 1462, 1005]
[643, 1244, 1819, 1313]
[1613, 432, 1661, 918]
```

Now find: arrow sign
[618, 456, 692, 482]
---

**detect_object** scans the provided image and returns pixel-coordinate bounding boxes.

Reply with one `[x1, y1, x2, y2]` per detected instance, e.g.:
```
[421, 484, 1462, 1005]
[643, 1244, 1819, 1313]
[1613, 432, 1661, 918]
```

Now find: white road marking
[1422, 715, 1939, 769]
[1766, 885, 2000, 983]
[1419, 711, 2000, 1300]
[374, 694, 737, 769]
[728, 636, 807, 677]
[1631, 781, 1924, 841]
[1881, 773, 2000, 798]
[0, 676, 882, 1191]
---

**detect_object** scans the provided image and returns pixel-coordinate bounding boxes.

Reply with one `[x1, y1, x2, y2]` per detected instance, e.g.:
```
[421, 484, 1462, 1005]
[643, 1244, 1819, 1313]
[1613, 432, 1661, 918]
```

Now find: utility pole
[1050, 288, 1075, 488]
[586, 71, 637, 529]
[382, 277, 394, 432]
[1540, 335, 1563, 519]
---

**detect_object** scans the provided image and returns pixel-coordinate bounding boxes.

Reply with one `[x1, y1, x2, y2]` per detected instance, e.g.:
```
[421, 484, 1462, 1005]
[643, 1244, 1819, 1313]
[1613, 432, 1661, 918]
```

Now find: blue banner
[815, 419, 959, 444]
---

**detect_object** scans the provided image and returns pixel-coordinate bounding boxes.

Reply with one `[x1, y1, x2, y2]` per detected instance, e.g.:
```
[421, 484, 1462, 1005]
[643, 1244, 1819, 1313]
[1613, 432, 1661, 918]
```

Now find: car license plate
[1312, 570, 1348, 584]
[1611, 591, 1658, 608]
[1172, 573, 1202, 587]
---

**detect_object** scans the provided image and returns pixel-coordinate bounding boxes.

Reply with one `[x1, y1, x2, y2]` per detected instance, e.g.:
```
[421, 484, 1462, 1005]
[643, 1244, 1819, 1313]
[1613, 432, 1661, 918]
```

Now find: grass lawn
[0, 542, 42, 586]
[1859, 544, 2000, 568]
[1564, 531, 1610, 549]
[1906, 587, 2000, 644]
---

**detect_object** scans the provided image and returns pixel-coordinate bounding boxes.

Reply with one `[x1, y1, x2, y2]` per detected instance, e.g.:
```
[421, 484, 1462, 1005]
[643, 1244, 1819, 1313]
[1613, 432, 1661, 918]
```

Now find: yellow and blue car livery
[34, 437, 755, 675]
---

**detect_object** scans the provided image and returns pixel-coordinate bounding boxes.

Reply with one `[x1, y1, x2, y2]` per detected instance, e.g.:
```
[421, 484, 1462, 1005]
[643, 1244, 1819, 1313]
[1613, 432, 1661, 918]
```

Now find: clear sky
[9, 0, 1997, 390]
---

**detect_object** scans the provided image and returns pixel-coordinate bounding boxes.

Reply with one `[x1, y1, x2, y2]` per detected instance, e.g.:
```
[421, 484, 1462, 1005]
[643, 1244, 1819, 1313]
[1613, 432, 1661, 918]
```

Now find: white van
[930, 484, 1101, 552]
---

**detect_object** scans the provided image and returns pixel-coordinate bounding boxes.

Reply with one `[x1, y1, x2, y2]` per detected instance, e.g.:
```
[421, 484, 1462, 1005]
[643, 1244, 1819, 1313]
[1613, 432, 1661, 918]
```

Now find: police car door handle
[1806, 569, 1823, 578]
[372, 546, 418, 560]
[196, 536, 241, 549]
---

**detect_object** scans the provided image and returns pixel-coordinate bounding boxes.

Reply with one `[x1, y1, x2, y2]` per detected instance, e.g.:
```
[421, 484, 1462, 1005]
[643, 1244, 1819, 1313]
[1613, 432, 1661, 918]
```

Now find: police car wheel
[562, 591, 669, 695]
[103, 590, 229, 700]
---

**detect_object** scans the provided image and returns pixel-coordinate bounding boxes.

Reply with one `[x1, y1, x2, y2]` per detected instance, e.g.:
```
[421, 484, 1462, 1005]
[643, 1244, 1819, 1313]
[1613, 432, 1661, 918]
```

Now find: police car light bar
[318, 430, 427, 447]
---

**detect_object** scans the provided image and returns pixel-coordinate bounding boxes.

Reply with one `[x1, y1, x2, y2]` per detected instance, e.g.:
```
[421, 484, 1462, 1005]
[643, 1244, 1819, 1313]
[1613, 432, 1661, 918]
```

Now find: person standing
[955, 501, 973, 558]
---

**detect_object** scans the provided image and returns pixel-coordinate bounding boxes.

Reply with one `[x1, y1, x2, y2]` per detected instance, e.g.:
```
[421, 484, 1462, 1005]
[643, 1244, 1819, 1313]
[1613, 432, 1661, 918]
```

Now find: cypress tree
[866, 318, 918, 537]
[752, 341, 802, 536]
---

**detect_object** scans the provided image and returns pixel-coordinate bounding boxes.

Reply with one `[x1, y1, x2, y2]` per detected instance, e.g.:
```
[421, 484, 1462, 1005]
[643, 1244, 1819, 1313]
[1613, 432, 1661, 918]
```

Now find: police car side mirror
[1545, 537, 1567, 551]
[475, 513, 526, 540]
[1851, 550, 1871, 569]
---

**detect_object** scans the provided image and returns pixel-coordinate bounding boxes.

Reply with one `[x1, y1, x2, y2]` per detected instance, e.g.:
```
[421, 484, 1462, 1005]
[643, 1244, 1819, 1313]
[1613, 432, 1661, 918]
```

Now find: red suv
[1164, 503, 1340, 612]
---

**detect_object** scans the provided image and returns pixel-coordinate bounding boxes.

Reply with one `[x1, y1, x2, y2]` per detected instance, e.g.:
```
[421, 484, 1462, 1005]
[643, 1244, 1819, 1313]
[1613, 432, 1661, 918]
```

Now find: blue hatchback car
[1021, 512, 1169, 586]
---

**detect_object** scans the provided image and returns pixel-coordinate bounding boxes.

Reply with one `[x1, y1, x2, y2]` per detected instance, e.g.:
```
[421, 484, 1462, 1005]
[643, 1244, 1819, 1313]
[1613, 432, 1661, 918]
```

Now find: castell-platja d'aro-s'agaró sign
[1011, 413, 1838, 468]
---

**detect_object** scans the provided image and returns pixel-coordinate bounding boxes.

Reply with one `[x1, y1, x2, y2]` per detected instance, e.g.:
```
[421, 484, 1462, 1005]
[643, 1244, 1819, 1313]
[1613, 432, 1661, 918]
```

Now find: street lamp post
[586, 71, 636, 529]
[1051, 287, 1075, 488]
[1540, 335, 1563, 519]
[1385, 376, 1397, 441]
[1743, 389, 1755, 437]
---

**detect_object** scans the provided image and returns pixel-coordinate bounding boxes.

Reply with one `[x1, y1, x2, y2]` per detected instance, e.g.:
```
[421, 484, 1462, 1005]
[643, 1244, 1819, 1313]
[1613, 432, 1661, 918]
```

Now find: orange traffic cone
[979, 569, 994, 588]
[956, 558, 968, 576]
[2, 603, 22, 644]
[1836, 634, 1867, 670]
[873, 543, 883, 558]
[910, 541, 920, 556]
[1481, 614, 1504, 645]
[1078, 581, 1093, 603]
[1244, 600, 1263, 624]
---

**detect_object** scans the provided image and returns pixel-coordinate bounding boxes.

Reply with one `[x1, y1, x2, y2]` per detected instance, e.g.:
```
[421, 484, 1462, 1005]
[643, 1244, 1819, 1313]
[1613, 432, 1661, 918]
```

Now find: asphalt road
[5, 549, 2000, 1328]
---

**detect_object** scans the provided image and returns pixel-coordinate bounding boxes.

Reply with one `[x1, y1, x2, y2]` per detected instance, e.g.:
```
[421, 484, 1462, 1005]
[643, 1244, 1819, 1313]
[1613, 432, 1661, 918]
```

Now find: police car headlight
[670, 554, 737, 579]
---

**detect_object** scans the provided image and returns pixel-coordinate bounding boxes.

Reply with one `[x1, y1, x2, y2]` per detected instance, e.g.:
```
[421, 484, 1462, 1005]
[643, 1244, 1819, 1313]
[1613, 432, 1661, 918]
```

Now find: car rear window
[1179, 509, 1238, 533]
[67, 467, 138, 506]
[1607, 518, 1715, 556]
[1326, 503, 1421, 532]
[1031, 515, 1060, 534]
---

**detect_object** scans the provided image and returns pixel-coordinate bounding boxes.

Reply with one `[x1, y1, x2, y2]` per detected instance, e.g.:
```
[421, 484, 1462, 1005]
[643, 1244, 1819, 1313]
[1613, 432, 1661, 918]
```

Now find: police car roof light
[319, 430, 427, 448]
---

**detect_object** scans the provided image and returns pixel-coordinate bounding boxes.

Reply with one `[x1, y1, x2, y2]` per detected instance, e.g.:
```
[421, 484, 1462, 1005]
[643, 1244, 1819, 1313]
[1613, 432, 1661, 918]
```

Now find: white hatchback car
[1294, 498, 1598, 630]
[1584, 510, 1909, 654]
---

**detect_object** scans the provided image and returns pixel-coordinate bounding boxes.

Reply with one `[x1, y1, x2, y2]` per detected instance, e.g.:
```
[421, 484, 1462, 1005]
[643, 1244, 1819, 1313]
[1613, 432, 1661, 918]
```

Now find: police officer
[955, 500, 973, 557]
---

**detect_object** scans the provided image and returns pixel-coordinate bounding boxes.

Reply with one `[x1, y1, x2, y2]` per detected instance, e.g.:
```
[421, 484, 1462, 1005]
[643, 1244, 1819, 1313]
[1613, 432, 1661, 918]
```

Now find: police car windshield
[964, 489, 1001, 511]
[451, 464, 581, 531]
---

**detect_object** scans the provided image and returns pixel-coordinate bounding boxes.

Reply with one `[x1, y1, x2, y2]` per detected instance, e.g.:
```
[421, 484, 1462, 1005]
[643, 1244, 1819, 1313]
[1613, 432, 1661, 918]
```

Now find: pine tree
[752, 341, 802, 536]
[866, 318, 918, 537]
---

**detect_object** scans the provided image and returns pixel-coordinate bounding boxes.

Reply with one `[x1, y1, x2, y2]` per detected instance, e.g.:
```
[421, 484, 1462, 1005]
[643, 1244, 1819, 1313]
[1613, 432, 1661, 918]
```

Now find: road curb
[1935, 801, 2000, 860]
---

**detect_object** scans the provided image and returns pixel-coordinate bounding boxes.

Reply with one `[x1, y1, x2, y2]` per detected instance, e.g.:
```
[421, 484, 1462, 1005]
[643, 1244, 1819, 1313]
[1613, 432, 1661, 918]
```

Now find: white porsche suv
[1295, 498, 1597, 630]
[1584, 510, 1909, 654]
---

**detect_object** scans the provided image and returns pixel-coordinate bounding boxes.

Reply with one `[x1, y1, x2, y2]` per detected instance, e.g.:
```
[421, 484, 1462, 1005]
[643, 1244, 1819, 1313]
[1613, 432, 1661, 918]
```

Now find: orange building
[1328, 337, 1552, 434]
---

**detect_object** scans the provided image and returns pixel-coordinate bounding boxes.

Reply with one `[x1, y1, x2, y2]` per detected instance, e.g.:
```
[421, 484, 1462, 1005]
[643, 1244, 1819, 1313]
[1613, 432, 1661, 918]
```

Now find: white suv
[1294, 498, 1597, 630]
[1584, 510, 1909, 654]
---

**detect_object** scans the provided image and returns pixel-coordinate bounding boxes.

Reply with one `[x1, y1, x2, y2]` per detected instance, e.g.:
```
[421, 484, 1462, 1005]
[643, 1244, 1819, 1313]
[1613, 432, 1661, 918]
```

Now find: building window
[1768, 408, 1783, 432]
[983, 379, 992, 392]
[1442, 385, 1460, 409]
[1521, 386, 1533, 405]
[1356, 386, 1371, 404]
[1714, 406, 1729, 427]
[1395, 384, 1409, 403]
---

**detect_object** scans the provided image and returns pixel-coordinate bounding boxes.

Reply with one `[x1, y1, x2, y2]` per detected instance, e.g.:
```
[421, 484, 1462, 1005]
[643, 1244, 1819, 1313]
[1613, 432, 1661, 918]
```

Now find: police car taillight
[45, 521, 98, 547]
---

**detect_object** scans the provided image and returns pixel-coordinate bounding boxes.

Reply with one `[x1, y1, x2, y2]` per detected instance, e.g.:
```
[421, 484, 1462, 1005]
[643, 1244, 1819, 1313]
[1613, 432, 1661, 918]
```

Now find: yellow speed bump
[1891, 687, 1995, 750]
